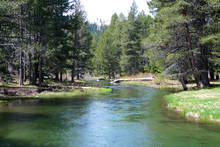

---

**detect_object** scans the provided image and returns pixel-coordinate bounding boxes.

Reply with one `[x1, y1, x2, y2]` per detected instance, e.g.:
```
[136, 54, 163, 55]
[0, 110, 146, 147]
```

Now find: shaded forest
[0, 0, 219, 90]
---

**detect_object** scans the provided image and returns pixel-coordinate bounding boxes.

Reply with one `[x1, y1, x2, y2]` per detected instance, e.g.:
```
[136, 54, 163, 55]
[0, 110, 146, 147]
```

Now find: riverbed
[0, 86, 220, 146]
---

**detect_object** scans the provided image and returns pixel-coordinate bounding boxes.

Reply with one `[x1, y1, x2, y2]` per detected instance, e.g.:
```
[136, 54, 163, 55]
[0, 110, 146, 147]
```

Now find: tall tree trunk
[184, 23, 203, 88]
[55, 72, 59, 81]
[32, 62, 38, 85]
[77, 70, 80, 80]
[74, 30, 80, 81]
[19, 6, 24, 86]
[179, 76, 188, 91]
[209, 64, 215, 81]
[76, 62, 80, 80]
[71, 60, 75, 83]
[60, 72, 63, 82]
[19, 50, 24, 86]
[201, 72, 210, 87]
[24, 53, 26, 82]
[39, 55, 43, 87]
[216, 74, 219, 80]
[210, 71, 215, 81]
[199, 44, 210, 87]
[28, 53, 32, 84]
[197, 3, 210, 87]
[182, 8, 204, 88]
[65, 71, 68, 82]
[195, 74, 204, 88]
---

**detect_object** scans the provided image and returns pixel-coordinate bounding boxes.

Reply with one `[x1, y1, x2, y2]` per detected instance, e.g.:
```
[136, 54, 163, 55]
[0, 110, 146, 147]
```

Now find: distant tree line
[92, 2, 153, 78]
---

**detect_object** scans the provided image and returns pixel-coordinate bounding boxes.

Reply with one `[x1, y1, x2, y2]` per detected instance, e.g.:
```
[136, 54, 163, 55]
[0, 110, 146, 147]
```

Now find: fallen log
[111, 77, 155, 84]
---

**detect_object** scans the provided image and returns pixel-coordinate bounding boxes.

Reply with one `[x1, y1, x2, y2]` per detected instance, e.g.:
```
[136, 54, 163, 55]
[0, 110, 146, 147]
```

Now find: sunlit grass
[165, 86, 220, 122]
[120, 80, 183, 89]
[38, 87, 112, 99]
[121, 79, 220, 123]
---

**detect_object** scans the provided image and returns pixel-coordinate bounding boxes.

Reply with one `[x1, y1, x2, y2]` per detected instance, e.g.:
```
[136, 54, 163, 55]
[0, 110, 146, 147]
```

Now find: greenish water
[0, 86, 220, 147]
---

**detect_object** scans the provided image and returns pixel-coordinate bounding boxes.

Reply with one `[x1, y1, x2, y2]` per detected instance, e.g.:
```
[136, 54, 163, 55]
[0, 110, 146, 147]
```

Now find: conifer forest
[0, 0, 219, 91]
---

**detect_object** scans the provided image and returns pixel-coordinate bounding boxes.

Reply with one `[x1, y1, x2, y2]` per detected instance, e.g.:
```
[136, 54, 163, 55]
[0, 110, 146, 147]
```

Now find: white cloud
[80, 0, 150, 24]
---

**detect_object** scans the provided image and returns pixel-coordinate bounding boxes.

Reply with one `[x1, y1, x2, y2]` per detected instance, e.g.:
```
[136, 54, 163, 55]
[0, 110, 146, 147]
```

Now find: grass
[120, 76, 220, 123]
[119, 73, 181, 87]
[121, 80, 183, 89]
[165, 86, 220, 123]
[0, 100, 9, 105]
[38, 87, 112, 99]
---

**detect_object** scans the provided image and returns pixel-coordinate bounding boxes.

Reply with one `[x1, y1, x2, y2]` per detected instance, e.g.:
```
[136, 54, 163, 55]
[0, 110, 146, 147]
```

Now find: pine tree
[120, 1, 141, 75]
[201, 0, 220, 79]
[145, 0, 220, 89]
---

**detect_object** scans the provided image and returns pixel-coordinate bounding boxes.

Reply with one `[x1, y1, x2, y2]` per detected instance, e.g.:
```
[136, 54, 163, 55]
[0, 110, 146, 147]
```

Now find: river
[0, 86, 220, 147]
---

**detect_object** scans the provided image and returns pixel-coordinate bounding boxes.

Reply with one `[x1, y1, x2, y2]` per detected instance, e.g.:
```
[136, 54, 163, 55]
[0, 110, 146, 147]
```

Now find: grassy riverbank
[120, 76, 220, 123]
[165, 85, 220, 123]
[0, 86, 112, 106]
[0, 87, 112, 106]
[119, 73, 183, 89]
[120, 80, 184, 91]
[38, 87, 112, 99]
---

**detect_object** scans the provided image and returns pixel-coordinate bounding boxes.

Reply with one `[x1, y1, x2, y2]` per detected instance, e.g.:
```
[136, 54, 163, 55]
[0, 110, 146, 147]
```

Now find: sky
[80, 0, 150, 24]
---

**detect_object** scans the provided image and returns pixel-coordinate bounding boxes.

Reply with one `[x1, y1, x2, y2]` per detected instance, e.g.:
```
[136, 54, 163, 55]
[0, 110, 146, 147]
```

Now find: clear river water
[0, 86, 220, 147]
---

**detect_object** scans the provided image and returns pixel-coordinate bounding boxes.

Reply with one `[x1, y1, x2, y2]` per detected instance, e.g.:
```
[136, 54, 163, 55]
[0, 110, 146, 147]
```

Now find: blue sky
[80, 0, 150, 24]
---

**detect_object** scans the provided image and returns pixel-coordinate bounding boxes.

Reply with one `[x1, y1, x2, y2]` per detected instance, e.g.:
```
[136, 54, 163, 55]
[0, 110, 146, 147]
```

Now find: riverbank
[0, 80, 89, 98]
[120, 78, 220, 123]
[0, 84, 112, 105]
[38, 87, 112, 99]
[165, 85, 220, 123]
[120, 79, 185, 92]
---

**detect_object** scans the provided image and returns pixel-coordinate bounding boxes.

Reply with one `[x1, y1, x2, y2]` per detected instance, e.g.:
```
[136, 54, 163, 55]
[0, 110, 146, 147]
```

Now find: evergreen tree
[93, 29, 117, 78]
[120, 1, 141, 75]
[0, 0, 92, 85]
[145, 0, 220, 88]
[201, 0, 220, 79]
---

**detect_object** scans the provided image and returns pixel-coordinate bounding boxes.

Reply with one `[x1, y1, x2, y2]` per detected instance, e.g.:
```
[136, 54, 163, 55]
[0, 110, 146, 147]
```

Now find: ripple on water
[0, 86, 220, 147]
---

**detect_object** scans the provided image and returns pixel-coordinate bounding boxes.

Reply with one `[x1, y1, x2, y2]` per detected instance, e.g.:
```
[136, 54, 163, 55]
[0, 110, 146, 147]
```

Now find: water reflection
[0, 86, 220, 146]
